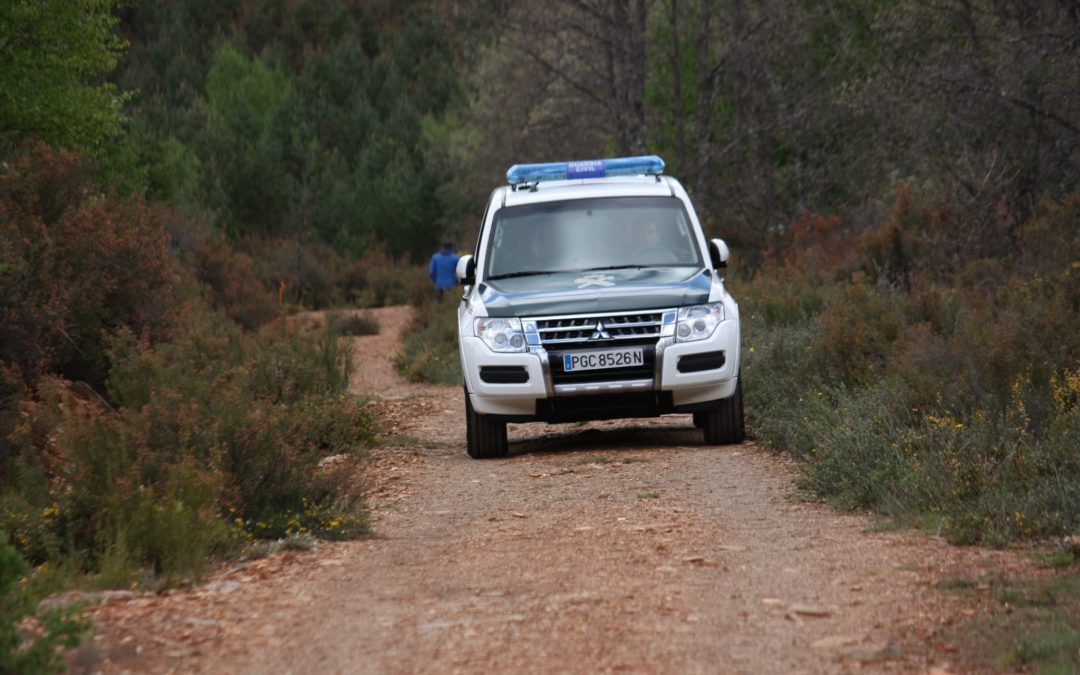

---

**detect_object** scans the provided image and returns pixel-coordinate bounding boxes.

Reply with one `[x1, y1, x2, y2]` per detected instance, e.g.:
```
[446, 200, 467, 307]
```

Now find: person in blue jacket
[429, 242, 460, 298]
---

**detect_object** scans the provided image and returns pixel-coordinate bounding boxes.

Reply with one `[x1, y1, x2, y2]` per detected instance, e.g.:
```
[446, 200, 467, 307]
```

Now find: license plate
[563, 348, 644, 372]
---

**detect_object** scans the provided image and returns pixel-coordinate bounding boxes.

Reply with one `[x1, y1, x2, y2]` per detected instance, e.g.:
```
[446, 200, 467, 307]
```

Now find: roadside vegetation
[1, 534, 87, 675]
[740, 193, 1080, 545]
[1, 144, 375, 584]
[936, 547, 1080, 672]
[2, 1, 444, 668]
[395, 297, 463, 386]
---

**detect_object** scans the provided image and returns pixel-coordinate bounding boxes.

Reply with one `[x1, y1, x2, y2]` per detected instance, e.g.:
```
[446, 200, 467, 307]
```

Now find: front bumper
[461, 317, 739, 418]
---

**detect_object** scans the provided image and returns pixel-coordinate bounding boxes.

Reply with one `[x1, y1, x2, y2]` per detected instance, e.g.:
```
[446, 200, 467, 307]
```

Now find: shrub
[240, 237, 347, 310]
[3, 311, 374, 583]
[230, 239, 428, 311]
[815, 282, 904, 387]
[1, 536, 87, 674]
[0, 144, 177, 386]
[160, 212, 280, 330]
[394, 297, 461, 385]
[744, 190, 1080, 545]
[107, 459, 230, 584]
[192, 233, 281, 329]
[332, 312, 380, 336]
[0, 141, 379, 585]
[348, 246, 429, 308]
[0, 365, 28, 489]
[740, 316, 825, 458]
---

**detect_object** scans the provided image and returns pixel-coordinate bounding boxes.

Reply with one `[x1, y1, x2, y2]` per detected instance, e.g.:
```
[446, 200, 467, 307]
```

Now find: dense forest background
[2, 1, 1079, 667]
[9, 1, 1080, 267]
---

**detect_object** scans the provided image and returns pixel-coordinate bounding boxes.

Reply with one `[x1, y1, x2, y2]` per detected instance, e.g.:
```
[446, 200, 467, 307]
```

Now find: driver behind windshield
[634, 218, 664, 247]
[625, 215, 681, 264]
[524, 223, 558, 269]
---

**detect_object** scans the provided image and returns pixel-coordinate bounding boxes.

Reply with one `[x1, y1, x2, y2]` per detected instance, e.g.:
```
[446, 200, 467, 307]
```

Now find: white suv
[455, 156, 743, 458]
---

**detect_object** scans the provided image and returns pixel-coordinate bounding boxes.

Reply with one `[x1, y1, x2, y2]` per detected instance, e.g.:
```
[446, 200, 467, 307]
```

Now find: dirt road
[85, 306, 1031, 674]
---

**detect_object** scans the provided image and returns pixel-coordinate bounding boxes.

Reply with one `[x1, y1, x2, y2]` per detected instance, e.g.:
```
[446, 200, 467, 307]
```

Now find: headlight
[675, 303, 724, 342]
[474, 317, 527, 353]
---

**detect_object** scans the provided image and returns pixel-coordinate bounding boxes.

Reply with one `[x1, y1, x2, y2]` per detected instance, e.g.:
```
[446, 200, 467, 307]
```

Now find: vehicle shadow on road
[506, 420, 708, 457]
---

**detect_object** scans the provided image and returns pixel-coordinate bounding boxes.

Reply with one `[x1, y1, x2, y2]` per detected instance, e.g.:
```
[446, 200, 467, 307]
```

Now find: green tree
[109, 0, 469, 260]
[0, 0, 127, 153]
[199, 43, 290, 236]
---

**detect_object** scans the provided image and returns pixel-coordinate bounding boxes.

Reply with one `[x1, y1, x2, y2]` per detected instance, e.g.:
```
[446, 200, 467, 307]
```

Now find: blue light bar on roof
[506, 155, 665, 185]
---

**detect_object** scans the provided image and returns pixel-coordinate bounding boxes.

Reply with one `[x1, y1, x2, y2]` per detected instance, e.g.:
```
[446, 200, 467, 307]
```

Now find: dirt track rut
[85, 305, 1031, 674]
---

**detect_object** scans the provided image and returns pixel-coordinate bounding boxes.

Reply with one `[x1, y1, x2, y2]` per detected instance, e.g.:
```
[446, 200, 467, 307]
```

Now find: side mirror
[456, 254, 476, 285]
[708, 238, 729, 269]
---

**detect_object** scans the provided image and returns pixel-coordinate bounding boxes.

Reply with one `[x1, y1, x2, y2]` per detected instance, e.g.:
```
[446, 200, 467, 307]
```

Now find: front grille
[532, 310, 666, 387]
[536, 312, 663, 346]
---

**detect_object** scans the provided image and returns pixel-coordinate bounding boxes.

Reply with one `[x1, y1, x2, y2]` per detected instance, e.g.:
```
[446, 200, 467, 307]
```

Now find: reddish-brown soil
[80, 305, 1037, 674]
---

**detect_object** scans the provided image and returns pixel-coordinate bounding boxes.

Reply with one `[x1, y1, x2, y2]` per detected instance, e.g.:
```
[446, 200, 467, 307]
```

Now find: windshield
[485, 196, 702, 279]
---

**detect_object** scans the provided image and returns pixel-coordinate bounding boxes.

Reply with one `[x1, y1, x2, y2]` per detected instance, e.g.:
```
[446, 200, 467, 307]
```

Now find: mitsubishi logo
[589, 321, 611, 341]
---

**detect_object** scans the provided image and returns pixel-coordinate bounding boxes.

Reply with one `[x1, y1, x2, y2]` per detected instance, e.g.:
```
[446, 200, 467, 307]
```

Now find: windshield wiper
[486, 270, 558, 280]
[577, 264, 645, 272]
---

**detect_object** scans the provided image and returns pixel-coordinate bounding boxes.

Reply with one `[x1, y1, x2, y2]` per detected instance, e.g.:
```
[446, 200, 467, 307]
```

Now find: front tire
[702, 377, 745, 445]
[465, 389, 509, 458]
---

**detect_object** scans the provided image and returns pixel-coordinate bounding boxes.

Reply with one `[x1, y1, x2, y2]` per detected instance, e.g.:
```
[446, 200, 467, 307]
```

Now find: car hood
[479, 267, 712, 317]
